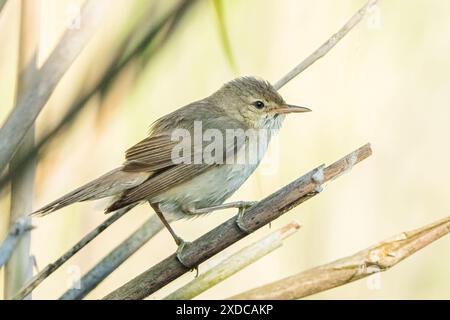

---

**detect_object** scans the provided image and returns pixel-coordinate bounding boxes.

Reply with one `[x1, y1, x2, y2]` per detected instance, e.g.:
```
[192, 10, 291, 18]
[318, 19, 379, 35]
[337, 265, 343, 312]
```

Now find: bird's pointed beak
[276, 104, 312, 114]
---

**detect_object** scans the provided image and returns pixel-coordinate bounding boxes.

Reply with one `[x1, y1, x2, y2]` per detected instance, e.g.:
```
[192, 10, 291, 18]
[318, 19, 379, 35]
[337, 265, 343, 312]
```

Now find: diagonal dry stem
[0, 0, 110, 172]
[58, 212, 166, 300]
[13, 205, 135, 300]
[164, 221, 301, 300]
[274, 0, 378, 90]
[229, 215, 450, 300]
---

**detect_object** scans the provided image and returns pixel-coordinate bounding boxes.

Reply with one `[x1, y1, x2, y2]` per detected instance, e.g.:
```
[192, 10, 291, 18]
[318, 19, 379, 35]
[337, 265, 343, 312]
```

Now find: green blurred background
[1, 0, 449, 299]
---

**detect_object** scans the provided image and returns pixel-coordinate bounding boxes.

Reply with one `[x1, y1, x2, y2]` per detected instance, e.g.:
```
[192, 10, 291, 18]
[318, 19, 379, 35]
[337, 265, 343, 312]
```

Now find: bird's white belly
[151, 142, 265, 220]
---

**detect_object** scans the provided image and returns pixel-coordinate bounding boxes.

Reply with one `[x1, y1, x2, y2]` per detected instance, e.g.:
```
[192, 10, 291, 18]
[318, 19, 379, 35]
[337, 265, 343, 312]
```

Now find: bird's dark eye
[254, 101, 265, 109]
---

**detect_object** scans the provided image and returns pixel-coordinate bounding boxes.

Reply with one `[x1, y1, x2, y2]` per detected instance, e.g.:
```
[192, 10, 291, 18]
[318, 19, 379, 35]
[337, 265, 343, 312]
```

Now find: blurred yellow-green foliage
[1, 0, 450, 299]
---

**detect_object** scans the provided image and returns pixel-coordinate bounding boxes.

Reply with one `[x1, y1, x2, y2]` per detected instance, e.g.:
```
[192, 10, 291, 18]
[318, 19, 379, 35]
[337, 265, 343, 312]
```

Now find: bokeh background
[1, 0, 450, 299]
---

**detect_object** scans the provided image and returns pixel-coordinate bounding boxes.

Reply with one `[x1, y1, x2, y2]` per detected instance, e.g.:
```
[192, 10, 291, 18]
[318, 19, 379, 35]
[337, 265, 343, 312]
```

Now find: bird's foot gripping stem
[235, 201, 257, 234]
[186, 200, 257, 234]
[175, 237, 199, 276]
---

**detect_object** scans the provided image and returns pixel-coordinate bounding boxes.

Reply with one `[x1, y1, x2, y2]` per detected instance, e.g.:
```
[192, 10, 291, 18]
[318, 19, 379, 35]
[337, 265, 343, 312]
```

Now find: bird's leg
[150, 202, 184, 245]
[150, 202, 195, 271]
[185, 201, 257, 215]
[185, 201, 257, 233]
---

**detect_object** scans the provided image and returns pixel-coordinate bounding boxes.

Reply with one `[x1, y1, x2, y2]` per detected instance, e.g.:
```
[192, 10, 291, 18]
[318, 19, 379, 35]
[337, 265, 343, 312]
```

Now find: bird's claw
[193, 265, 199, 277]
[236, 202, 256, 234]
[175, 239, 199, 273]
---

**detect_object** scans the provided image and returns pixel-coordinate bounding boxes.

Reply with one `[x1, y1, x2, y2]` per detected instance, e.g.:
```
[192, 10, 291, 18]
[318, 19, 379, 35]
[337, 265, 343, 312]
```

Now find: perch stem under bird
[31, 77, 311, 266]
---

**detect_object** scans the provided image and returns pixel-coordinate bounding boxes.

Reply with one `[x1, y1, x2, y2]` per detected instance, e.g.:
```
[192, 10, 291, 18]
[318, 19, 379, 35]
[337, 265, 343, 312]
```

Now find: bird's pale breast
[151, 139, 265, 221]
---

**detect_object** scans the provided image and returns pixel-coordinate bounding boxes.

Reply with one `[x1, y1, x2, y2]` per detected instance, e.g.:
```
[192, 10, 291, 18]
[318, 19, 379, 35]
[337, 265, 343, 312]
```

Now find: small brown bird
[32, 77, 310, 265]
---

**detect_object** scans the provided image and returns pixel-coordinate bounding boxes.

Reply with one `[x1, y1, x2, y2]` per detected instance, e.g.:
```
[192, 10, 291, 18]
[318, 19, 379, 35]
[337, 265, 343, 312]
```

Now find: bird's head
[211, 76, 311, 129]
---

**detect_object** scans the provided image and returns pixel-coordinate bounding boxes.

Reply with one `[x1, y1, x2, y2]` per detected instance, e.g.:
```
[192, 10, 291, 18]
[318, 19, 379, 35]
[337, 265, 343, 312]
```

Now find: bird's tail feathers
[31, 168, 149, 217]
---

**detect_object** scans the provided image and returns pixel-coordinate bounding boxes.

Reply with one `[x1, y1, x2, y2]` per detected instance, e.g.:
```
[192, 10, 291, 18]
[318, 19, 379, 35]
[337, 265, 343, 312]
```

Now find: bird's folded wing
[122, 135, 181, 172]
[107, 130, 244, 212]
